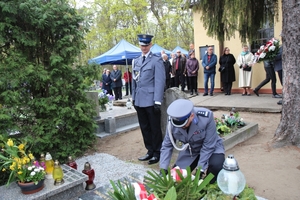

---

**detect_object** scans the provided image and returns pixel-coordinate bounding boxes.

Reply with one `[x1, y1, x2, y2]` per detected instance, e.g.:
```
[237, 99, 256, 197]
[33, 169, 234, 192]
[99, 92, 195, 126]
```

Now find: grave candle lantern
[82, 162, 96, 190]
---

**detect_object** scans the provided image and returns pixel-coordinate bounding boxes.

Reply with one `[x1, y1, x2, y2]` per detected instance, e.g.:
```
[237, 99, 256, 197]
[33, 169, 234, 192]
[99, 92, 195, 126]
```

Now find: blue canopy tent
[172, 46, 189, 57]
[88, 39, 141, 65]
[150, 44, 172, 57]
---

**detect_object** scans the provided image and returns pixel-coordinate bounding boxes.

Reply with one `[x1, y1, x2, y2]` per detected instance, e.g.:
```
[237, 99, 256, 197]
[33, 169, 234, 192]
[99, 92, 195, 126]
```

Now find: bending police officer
[160, 99, 225, 183]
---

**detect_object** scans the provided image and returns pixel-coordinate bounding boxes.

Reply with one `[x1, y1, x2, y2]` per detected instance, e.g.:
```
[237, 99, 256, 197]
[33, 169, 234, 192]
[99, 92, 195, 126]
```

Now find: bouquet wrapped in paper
[253, 38, 280, 63]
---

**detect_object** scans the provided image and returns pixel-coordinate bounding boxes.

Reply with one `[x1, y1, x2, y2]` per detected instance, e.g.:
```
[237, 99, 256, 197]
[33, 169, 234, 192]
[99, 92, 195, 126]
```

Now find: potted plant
[0, 137, 46, 194]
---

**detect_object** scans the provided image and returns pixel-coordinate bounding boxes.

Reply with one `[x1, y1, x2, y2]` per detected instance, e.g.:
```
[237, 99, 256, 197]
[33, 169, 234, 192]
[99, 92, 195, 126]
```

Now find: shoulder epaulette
[197, 111, 210, 118]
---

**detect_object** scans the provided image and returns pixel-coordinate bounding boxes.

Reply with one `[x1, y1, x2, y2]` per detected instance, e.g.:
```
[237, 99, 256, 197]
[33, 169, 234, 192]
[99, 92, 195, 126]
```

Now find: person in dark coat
[162, 53, 172, 90]
[274, 46, 283, 105]
[172, 50, 186, 91]
[219, 47, 236, 95]
[102, 69, 113, 95]
[110, 65, 123, 100]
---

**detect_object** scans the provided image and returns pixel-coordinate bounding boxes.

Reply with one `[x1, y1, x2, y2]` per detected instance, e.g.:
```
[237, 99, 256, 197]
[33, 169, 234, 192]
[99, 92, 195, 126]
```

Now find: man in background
[202, 46, 217, 96]
[110, 65, 123, 100]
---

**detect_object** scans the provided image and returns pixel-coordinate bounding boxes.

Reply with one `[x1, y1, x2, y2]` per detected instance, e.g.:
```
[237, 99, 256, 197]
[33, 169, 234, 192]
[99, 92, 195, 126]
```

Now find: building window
[250, 26, 274, 54]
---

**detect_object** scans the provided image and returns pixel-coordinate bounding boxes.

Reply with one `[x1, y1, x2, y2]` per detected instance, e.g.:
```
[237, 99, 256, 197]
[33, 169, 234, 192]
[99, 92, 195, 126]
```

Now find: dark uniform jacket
[160, 107, 224, 171]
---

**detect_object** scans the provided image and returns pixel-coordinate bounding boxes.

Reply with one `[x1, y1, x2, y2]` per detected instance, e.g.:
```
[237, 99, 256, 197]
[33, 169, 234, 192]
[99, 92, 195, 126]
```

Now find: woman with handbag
[236, 45, 254, 96]
[219, 47, 236, 95]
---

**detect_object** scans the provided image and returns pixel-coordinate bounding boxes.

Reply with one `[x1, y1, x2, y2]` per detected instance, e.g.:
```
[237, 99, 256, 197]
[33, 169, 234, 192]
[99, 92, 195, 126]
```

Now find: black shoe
[119, 98, 122, 100]
[195, 93, 199, 96]
[210, 93, 213, 96]
[190, 92, 193, 95]
[253, 89, 259, 96]
[138, 154, 152, 161]
[225, 93, 228, 95]
[277, 100, 282, 105]
[148, 157, 159, 165]
[272, 94, 282, 98]
[203, 93, 208, 96]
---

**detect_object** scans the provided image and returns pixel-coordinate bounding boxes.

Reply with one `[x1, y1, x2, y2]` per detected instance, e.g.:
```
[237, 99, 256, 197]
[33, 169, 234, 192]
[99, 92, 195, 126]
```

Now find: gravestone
[86, 91, 100, 119]
[161, 87, 188, 138]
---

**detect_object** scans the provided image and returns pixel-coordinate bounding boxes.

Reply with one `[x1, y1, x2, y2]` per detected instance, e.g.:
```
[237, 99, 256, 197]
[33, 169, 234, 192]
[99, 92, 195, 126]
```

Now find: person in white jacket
[236, 45, 254, 96]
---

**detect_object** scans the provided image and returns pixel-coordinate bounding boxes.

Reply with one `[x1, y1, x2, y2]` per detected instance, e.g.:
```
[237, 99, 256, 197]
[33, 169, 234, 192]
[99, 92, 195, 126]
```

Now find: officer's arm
[154, 57, 165, 104]
[131, 59, 136, 101]
[197, 112, 218, 171]
[159, 127, 174, 170]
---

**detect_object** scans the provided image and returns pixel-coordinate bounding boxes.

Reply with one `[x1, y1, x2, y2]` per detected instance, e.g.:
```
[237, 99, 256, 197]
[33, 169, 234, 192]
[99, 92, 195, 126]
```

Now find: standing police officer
[132, 34, 166, 165]
[160, 99, 225, 182]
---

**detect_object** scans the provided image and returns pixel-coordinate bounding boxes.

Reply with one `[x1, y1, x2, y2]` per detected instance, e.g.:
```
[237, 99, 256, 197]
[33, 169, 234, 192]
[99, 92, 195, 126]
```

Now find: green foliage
[79, 0, 194, 62]
[164, 186, 177, 200]
[0, 0, 98, 163]
[215, 112, 246, 135]
[144, 168, 213, 200]
[189, 0, 279, 43]
[202, 183, 257, 200]
[108, 179, 137, 200]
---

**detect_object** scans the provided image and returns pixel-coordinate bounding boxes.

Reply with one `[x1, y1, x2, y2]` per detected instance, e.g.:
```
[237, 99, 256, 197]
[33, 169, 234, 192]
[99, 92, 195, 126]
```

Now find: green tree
[0, 0, 98, 160]
[79, 0, 194, 62]
[189, 0, 278, 43]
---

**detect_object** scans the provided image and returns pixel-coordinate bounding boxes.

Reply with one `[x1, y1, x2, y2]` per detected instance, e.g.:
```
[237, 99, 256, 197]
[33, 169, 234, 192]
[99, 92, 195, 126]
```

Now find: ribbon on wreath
[132, 182, 157, 200]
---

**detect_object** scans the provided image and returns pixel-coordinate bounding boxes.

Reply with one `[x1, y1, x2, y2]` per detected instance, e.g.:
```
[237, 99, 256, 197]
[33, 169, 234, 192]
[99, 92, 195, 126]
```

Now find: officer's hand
[200, 171, 205, 180]
[132, 100, 135, 106]
[154, 104, 161, 114]
[159, 169, 168, 177]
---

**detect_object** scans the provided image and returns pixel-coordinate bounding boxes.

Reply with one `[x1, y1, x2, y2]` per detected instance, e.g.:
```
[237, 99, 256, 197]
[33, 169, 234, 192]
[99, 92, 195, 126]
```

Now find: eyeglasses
[208, 49, 213, 51]
[177, 52, 181, 53]
[225, 49, 230, 51]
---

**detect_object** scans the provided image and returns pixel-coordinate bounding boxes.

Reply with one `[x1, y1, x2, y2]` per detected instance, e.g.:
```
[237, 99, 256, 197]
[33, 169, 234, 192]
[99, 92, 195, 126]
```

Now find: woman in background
[236, 45, 254, 96]
[219, 47, 236, 95]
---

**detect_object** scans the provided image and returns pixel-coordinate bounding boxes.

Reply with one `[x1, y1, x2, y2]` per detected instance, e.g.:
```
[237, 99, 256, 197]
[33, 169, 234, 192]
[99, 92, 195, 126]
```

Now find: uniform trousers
[134, 105, 163, 158]
[187, 153, 224, 183]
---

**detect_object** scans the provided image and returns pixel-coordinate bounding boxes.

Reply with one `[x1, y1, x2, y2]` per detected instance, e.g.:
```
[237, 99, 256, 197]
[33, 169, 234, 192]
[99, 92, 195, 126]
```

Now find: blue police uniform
[132, 34, 166, 164]
[160, 99, 225, 182]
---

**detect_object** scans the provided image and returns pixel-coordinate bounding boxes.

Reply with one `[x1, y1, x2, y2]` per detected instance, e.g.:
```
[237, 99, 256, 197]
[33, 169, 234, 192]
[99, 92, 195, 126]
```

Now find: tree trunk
[273, 0, 300, 147]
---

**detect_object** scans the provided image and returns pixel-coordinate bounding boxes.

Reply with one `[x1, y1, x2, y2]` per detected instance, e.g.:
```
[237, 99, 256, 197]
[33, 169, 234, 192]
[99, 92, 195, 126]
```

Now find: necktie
[142, 56, 146, 63]
[175, 57, 179, 70]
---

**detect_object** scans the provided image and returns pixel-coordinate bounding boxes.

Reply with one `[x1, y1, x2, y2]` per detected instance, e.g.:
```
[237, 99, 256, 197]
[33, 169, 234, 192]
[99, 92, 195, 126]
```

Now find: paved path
[100, 92, 282, 120]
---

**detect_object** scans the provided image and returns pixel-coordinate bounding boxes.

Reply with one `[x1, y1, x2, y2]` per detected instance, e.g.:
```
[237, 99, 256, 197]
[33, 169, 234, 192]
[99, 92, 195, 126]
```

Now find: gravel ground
[75, 153, 154, 188]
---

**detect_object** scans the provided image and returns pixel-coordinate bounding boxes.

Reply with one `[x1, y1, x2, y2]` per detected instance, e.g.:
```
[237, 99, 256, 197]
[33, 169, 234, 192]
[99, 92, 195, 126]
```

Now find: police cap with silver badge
[137, 34, 153, 46]
[167, 99, 194, 127]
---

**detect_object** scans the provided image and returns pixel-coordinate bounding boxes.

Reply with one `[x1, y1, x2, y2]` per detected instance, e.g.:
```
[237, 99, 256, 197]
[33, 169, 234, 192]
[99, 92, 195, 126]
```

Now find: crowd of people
[112, 33, 283, 185]
[162, 43, 282, 100]
[102, 41, 282, 106]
